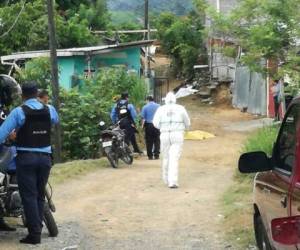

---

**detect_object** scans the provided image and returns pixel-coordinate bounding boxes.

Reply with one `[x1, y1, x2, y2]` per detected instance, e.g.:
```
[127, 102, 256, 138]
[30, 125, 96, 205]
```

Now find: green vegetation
[203, 0, 300, 89]
[107, 0, 194, 17]
[155, 11, 206, 77]
[17, 58, 147, 161]
[242, 125, 279, 156]
[60, 68, 147, 161]
[222, 180, 255, 249]
[222, 125, 279, 249]
[17, 57, 51, 89]
[0, 0, 105, 61]
[50, 159, 109, 184]
[109, 11, 139, 26]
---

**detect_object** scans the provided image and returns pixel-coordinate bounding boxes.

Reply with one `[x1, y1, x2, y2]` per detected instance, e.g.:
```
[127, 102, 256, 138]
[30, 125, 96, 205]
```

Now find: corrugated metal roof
[1, 40, 154, 63]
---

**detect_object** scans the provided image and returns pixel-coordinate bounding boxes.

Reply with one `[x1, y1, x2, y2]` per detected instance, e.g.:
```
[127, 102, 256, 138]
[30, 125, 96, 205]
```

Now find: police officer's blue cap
[22, 81, 38, 96]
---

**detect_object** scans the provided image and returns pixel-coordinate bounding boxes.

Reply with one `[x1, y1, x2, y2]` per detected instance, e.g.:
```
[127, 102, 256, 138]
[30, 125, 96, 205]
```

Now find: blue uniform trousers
[16, 152, 51, 236]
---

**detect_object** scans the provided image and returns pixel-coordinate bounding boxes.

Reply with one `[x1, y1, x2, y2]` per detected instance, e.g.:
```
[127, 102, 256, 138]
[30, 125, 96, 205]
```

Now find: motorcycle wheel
[107, 151, 119, 168]
[43, 203, 58, 237]
[121, 145, 133, 165]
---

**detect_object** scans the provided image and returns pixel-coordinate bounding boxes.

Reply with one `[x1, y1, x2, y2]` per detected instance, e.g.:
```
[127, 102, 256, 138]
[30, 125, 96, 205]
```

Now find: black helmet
[121, 91, 129, 99]
[0, 75, 21, 106]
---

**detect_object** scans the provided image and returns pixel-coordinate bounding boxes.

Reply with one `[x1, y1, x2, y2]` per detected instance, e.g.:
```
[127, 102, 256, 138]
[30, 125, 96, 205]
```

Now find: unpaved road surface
[1, 97, 255, 250]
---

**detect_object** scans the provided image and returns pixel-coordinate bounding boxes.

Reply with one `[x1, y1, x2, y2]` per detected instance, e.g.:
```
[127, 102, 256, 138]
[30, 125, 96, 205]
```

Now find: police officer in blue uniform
[0, 81, 59, 244]
[0, 75, 20, 231]
[111, 92, 142, 153]
[141, 96, 160, 160]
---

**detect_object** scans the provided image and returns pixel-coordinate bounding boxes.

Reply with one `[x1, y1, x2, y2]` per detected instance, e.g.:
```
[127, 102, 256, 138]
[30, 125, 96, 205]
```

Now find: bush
[156, 12, 206, 77]
[59, 89, 111, 160]
[60, 68, 147, 160]
[242, 125, 279, 156]
[17, 57, 52, 89]
[19, 60, 147, 160]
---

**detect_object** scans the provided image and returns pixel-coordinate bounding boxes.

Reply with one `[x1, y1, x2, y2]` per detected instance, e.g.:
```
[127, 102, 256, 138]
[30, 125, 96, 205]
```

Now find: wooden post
[46, 0, 62, 163]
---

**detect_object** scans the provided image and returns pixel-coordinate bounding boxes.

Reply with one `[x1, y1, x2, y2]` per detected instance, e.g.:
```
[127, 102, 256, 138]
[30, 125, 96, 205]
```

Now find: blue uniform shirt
[141, 101, 160, 123]
[0, 98, 59, 154]
[110, 100, 137, 124]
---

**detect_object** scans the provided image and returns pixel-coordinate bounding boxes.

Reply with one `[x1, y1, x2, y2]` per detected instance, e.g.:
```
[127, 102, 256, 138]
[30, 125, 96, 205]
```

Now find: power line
[0, 0, 26, 38]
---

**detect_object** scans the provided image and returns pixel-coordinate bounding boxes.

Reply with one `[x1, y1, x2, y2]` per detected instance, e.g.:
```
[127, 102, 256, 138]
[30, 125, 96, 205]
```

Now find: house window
[83, 68, 95, 79]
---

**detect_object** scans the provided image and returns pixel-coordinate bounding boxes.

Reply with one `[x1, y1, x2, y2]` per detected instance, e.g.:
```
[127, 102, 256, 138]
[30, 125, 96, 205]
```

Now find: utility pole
[46, 0, 62, 163]
[144, 0, 151, 78]
[144, 0, 149, 77]
[144, 0, 149, 35]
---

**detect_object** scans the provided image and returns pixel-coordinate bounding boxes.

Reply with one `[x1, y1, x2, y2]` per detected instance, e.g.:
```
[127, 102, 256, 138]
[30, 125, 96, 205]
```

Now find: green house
[1, 40, 153, 89]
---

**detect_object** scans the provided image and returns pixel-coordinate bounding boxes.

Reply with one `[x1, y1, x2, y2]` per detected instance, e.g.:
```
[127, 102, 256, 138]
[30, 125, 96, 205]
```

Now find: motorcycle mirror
[99, 121, 105, 127]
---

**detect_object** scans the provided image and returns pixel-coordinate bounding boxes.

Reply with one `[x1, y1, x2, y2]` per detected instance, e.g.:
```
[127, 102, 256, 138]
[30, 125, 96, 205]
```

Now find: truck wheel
[254, 214, 272, 250]
[43, 203, 58, 237]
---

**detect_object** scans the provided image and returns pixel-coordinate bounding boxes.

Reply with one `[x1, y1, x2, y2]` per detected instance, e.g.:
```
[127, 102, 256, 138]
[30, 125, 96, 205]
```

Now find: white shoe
[168, 184, 178, 189]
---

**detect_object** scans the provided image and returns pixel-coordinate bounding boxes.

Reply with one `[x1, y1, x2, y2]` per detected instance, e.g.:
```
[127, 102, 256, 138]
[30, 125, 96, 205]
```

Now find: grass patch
[50, 158, 110, 185]
[242, 125, 280, 155]
[221, 125, 279, 249]
[222, 174, 255, 249]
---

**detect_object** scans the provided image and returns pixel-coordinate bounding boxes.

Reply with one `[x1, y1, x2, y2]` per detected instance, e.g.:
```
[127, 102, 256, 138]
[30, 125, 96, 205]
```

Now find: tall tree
[199, 0, 300, 78]
[156, 12, 206, 77]
[0, 0, 109, 61]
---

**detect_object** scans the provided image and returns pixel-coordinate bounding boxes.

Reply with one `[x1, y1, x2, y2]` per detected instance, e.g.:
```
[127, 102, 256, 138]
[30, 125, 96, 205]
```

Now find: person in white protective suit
[153, 92, 190, 188]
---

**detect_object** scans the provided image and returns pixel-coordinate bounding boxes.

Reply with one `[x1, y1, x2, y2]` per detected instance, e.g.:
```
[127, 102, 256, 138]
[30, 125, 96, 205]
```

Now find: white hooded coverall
[153, 92, 190, 187]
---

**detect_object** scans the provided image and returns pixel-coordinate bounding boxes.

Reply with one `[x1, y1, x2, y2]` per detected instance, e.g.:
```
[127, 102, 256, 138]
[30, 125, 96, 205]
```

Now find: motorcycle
[0, 145, 58, 237]
[99, 119, 133, 168]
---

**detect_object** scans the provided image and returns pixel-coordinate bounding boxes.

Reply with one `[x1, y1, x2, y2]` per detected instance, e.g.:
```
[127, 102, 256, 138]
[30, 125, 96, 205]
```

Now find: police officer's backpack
[116, 100, 130, 120]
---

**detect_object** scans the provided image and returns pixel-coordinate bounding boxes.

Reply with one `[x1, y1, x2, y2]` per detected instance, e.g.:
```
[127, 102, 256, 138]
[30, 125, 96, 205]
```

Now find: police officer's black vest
[116, 100, 131, 120]
[16, 105, 51, 148]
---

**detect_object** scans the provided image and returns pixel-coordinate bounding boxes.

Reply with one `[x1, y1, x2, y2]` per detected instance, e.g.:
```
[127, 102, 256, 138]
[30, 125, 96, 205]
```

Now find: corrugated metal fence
[232, 66, 267, 115]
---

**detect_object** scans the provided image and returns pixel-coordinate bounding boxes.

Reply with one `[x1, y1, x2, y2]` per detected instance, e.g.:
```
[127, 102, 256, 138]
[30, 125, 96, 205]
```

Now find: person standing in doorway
[0, 82, 59, 244]
[153, 92, 190, 188]
[141, 96, 160, 160]
[272, 79, 282, 121]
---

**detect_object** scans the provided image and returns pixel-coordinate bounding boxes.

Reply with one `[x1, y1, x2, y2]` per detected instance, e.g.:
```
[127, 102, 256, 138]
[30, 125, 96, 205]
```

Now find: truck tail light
[272, 216, 300, 245]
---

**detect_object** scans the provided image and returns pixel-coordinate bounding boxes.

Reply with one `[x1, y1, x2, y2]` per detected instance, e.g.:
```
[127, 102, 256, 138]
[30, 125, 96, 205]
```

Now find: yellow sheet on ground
[184, 130, 215, 140]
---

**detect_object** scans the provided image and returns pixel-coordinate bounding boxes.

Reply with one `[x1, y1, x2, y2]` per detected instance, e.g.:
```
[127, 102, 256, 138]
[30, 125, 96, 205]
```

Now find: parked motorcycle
[0, 145, 58, 237]
[99, 120, 133, 168]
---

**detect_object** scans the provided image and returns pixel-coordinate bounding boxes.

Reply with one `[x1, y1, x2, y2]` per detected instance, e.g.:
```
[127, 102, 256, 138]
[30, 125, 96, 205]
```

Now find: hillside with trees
[107, 0, 194, 16]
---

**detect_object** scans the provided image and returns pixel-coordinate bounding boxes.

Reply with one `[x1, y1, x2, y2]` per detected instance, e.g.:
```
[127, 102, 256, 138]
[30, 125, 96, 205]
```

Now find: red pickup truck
[239, 98, 300, 250]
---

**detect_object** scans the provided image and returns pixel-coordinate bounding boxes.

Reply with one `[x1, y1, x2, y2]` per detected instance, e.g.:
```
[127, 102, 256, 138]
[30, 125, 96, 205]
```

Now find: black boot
[20, 235, 41, 245]
[0, 218, 16, 231]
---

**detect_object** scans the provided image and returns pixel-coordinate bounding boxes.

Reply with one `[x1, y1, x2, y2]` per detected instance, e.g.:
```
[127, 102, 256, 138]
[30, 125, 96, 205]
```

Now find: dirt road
[1, 97, 254, 250]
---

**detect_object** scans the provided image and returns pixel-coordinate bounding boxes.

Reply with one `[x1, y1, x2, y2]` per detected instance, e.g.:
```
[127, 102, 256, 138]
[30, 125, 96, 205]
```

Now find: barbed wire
[0, 0, 26, 38]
